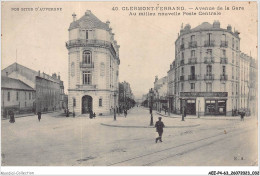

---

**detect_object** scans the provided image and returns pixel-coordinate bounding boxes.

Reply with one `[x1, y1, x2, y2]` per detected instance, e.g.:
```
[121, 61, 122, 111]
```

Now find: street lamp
[149, 88, 154, 126]
[198, 100, 200, 118]
[113, 92, 117, 121]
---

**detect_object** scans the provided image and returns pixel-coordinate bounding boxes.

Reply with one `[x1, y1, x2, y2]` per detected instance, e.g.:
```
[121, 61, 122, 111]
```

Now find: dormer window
[83, 51, 92, 64]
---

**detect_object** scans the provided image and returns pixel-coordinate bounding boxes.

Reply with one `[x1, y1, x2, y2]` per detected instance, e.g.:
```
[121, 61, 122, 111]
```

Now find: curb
[100, 123, 200, 128]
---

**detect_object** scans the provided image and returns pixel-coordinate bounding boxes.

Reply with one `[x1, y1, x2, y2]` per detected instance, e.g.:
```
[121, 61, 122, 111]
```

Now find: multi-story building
[118, 81, 135, 109]
[2, 63, 64, 113]
[1, 76, 36, 118]
[66, 10, 120, 116]
[170, 21, 241, 116]
[249, 58, 257, 116]
[167, 61, 176, 113]
[154, 76, 168, 112]
[240, 53, 257, 115]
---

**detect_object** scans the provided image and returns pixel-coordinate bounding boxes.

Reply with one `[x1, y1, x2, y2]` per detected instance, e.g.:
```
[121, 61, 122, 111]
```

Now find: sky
[1, 1, 258, 99]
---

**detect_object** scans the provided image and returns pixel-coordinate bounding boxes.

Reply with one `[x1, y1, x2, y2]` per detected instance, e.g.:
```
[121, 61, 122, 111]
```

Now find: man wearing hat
[155, 117, 165, 143]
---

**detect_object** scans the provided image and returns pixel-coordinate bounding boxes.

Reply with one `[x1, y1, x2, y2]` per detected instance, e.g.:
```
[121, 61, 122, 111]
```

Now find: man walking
[37, 111, 42, 122]
[155, 117, 165, 143]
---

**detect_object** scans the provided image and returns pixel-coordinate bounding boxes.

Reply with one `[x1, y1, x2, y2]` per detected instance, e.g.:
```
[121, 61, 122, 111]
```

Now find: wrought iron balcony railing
[66, 39, 117, 57]
[220, 57, 228, 64]
[188, 57, 197, 64]
[204, 57, 215, 64]
[220, 41, 228, 48]
[204, 40, 215, 47]
[80, 62, 94, 68]
[189, 41, 197, 48]
[188, 75, 197, 81]
[220, 74, 228, 81]
[204, 74, 214, 81]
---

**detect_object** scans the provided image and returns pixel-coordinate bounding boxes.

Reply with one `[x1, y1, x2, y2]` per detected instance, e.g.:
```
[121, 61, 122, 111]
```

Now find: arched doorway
[82, 95, 93, 114]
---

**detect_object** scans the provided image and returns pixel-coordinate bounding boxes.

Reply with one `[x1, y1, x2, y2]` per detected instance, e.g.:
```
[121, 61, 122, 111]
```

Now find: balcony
[204, 40, 215, 47]
[188, 75, 197, 81]
[180, 44, 185, 50]
[188, 57, 197, 64]
[180, 76, 184, 81]
[80, 62, 94, 68]
[204, 74, 214, 81]
[220, 57, 228, 64]
[220, 41, 228, 48]
[220, 74, 228, 81]
[204, 57, 214, 64]
[66, 39, 117, 57]
[189, 41, 197, 48]
[180, 59, 185, 66]
[76, 84, 97, 89]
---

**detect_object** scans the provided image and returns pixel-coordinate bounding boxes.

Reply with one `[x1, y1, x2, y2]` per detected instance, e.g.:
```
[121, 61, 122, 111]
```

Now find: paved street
[1, 107, 258, 166]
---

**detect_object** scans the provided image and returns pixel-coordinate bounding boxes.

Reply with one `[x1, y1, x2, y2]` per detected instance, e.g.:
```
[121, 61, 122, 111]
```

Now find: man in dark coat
[155, 117, 165, 143]
[37, 111, 41, 122]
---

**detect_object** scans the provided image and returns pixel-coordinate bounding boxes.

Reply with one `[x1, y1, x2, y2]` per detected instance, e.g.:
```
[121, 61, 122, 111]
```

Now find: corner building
[66, 10, 120, 116]
[173, 21, 240, 116]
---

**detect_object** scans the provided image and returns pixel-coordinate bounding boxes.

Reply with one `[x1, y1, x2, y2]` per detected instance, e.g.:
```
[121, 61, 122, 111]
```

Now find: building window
[222, 49, 226, 57]
[232, 38, 234, 48]
[100, 62, 105, 76]
[7, 92, 10, 101]
[73, 98, 76, 107]
[232, 83, 234, 95]
[206, 83, 212, 92]
[83, 71, 91, 85]
[206, 65, 212, 75]
[232, 52, 234, 63]
[71, 62, 75, 77]
[181, 67, 184, 75]
[25, 92, 27, 100]
[181, 52, 184, 60]
[222, 66, 226, 75]
[25, 102, 26, 107]
[99, 98, 102, 107]
[83, 51, 92, 64]
[29, 92, 31, 100]
[16, 92, 19, 101]
[207, 49, 212, 56]
[191, 35, 195, 41]
[181, 83, 184, 91]
[86, 30, 88, 39]
[191, 50, 195, 57]
[236, 41, 238, 50]
[207, 33, 212, 43]
[190, 83, 195, 90]
[221, 34, 226, 41]
[190, 66, 195, 75]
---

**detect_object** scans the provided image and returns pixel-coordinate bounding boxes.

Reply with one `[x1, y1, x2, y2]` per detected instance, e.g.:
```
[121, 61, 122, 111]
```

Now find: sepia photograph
[1, 0, 259, 175]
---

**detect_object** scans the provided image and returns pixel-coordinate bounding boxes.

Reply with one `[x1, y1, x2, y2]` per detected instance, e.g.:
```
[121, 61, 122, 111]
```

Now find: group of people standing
[110, 106, 128, 118]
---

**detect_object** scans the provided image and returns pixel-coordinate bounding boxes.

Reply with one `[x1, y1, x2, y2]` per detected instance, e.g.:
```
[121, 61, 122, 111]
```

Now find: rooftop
[69, 10, 109, 31]
[1, 76, 35, 91]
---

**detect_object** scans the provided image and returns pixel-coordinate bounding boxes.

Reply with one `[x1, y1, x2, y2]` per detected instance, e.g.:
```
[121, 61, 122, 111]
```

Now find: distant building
[66, 10, 120, 116]
[119, 81, 135, 109]
[154, 76, 168, 112]
[2, 63, 65, 113]
[1, 76, 35, 118]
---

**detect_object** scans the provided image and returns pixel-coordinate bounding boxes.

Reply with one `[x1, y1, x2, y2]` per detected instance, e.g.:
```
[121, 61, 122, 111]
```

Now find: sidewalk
[156, 111, 255, 121]
[2, 110, 64, 120]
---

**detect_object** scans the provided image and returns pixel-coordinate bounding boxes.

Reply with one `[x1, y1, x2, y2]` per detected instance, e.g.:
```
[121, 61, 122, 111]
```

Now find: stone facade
[66, 10, 120, 116]
[168, 21, 242, 116]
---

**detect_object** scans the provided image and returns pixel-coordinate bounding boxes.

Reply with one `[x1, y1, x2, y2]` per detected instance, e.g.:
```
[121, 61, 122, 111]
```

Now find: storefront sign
[180, 92, 228, 97]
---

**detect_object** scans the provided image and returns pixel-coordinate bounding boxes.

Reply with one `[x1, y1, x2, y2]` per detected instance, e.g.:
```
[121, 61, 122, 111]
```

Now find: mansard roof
[69, 10, 109, 31]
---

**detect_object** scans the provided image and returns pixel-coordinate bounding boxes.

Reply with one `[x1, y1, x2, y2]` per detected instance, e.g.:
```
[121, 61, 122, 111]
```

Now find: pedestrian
[9, 110, 15, 123]
[155, 117, 165, 143]
[89, 109, 93, 119]
[124, 109, 127, 118]
[240, 110, 245, 121]
[93, 112, 96, 119]
[37, 111, 42, 122]
[164, 108, 167, 115]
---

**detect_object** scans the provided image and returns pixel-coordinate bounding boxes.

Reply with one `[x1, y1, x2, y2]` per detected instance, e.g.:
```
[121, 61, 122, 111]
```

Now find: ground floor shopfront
[171, 92, 231, 116]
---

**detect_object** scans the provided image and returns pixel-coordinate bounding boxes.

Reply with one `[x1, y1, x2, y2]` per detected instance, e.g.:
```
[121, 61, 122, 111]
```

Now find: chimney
[227, 24, 232, 32]
[85, 10, 91, 16]
[72, 13, 77, 22]
[38, 70, 40, 76]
